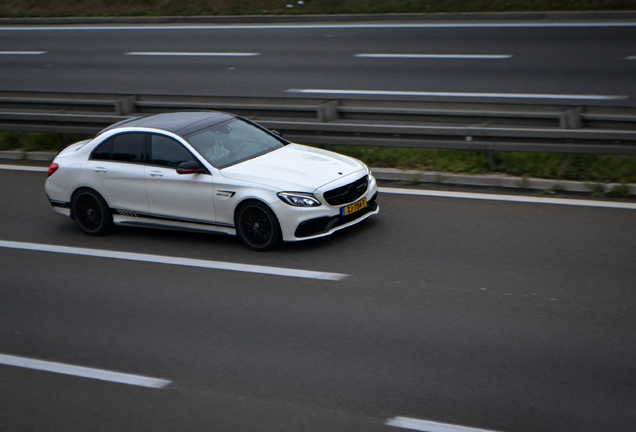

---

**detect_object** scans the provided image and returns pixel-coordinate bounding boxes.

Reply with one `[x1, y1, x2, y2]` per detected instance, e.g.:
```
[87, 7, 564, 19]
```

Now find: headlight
[277, 192, 322, 207]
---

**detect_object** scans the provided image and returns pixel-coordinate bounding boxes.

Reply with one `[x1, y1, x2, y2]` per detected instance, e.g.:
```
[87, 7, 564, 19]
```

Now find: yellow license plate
[341, 198, 367, 216]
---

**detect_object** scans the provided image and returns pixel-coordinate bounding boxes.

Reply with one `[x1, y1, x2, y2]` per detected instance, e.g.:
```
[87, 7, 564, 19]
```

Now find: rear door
[85, 132, 148, 213]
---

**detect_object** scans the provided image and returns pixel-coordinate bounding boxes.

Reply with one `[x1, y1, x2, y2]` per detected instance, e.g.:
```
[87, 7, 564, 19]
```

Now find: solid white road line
[1, 23, 636, 31]
[387, 416, 502, 432]
[286, 89, 628, 101]
[0, 51, 46, 55]
[0, 164, 47, 172]
[379, 187, 636, 210]
[1, 166, 633, 210]
[356, 54, 511, 59]
[0, 240, 348, 281]
[0, 353, 171, 389]
[125, 51, 260, 57]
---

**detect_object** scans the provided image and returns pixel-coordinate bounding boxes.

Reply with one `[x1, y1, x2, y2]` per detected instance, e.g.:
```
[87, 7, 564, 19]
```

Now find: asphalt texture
[1, 168, 635, 431]
[0, 22, 635, 106]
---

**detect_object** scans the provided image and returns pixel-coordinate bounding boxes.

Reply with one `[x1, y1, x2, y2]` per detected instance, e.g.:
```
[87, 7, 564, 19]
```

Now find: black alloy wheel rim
[240, 206, 273, 247]
[75, 194, 104, 232]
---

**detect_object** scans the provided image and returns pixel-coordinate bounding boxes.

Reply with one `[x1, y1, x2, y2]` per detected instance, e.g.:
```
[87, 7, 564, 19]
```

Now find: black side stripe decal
[111, 208, 234, 229]
[49, 199, 70, 209]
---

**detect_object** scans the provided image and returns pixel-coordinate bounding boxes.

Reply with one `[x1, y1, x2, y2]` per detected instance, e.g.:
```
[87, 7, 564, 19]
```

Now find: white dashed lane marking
[387, 416, 503, 432]
[0, 353, 171, 389]
[125, 52, 260, 57]
[0, 240, 348, 281]
[356, 54, 511, 59]
[0, 51, 46, 55]
[286, 89, 628, 101]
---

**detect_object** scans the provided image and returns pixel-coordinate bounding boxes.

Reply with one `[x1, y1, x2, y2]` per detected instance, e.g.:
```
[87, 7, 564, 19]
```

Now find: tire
[71, 189, 112, 236]
[235, 201, 281, 251]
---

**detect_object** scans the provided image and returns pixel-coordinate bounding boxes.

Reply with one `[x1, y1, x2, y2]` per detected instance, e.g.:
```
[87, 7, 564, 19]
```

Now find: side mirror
[177, 160, 205, 175]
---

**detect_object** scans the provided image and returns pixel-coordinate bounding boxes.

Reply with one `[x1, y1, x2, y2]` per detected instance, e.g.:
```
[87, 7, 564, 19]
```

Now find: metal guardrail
[1, 91, 635, 155]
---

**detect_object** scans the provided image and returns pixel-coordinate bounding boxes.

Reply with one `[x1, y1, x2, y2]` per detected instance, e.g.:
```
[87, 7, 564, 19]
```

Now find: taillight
[47, 163, 59, 178]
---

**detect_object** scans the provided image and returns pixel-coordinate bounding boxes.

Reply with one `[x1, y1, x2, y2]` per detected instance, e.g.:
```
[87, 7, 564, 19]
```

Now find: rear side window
[150, 134, 196, 168]
[91, 138, 113, 160]
[112, 133, 145, 163]
[90, 133, 146, 163]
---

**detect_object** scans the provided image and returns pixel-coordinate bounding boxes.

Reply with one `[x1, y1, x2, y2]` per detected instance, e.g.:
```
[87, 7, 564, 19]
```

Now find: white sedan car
[45, 111, 379, 250]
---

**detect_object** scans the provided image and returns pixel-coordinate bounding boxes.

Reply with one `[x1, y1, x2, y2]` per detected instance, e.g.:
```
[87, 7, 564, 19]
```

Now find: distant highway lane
[0, 21, 635, 106]
[1, 167, 635, 432]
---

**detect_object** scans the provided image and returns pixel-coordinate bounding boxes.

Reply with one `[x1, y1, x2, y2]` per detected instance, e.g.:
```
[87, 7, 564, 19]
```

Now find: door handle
[149, 171, 164, 177]
[94, 167, 107, 173]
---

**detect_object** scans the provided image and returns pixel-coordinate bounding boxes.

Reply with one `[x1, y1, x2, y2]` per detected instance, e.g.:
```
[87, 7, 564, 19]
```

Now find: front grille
[323, 175, 368, 206]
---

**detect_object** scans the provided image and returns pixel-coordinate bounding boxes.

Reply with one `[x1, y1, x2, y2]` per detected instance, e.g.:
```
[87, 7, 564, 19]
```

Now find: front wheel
[71, 189, 112, 236]
[236, 201, 281, 251]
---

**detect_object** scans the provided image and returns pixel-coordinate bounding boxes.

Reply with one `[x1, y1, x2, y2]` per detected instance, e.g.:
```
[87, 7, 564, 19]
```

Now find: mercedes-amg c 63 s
[45, 112, 379, 250]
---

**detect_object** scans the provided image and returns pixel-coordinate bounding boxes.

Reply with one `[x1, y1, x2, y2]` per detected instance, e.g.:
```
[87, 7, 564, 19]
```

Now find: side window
[111, 133, 146, 163]
[91, 137, 113, 160]
[150, 134, 195, 168]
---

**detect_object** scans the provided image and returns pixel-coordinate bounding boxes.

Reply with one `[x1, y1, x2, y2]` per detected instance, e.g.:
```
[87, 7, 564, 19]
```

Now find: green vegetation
[539, 184, 564, 195]
[330, 145, 636, 184]
[0, 132, 88, 152]
[586, 182, 607, 197]
[608, 183, 632, 197]
[0, 0, 633, 18]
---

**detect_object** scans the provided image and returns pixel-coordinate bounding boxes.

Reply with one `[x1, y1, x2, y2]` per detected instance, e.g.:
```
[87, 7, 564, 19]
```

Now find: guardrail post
[317, 101, 339, 122]
[114, 96, 137, 116]
[560, 107, 583, 129]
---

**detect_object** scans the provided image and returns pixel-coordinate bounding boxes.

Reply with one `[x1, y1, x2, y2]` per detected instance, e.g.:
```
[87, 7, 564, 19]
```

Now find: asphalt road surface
[0, 20, 635, 106]
[1, 167, 635, 432]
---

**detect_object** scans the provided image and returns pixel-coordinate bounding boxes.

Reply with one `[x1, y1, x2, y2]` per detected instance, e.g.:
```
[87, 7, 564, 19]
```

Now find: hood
[220, 144, 366, 191]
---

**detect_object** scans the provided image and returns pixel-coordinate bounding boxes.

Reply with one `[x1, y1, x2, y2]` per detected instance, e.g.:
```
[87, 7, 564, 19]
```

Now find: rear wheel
[236, 201, 281, 251]
[72, 189, 112, 236]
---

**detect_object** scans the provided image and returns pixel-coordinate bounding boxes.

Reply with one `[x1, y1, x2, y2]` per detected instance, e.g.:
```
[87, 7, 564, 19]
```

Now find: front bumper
[295, 193, 378, 238]
[274, 174, 379, 242]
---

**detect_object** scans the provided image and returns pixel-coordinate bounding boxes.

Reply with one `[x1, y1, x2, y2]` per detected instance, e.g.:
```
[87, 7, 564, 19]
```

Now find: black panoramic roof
[98, 111, 234, 137]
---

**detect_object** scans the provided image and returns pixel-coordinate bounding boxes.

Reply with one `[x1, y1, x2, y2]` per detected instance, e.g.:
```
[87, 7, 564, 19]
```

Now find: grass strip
[1, 0, 634, 18]
[330, 145, 636, 184]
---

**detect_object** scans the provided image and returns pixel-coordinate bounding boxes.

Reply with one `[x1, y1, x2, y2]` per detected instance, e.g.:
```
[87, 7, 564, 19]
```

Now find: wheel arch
[70, 186, 110, 220]
[233, 197, 277, 226]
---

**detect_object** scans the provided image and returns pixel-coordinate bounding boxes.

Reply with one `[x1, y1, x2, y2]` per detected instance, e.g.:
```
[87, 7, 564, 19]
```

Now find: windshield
[185, 118, 284, 169]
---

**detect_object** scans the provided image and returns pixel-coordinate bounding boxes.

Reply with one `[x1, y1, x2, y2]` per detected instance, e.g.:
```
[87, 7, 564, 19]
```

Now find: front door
[144, 134, 216, 225]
